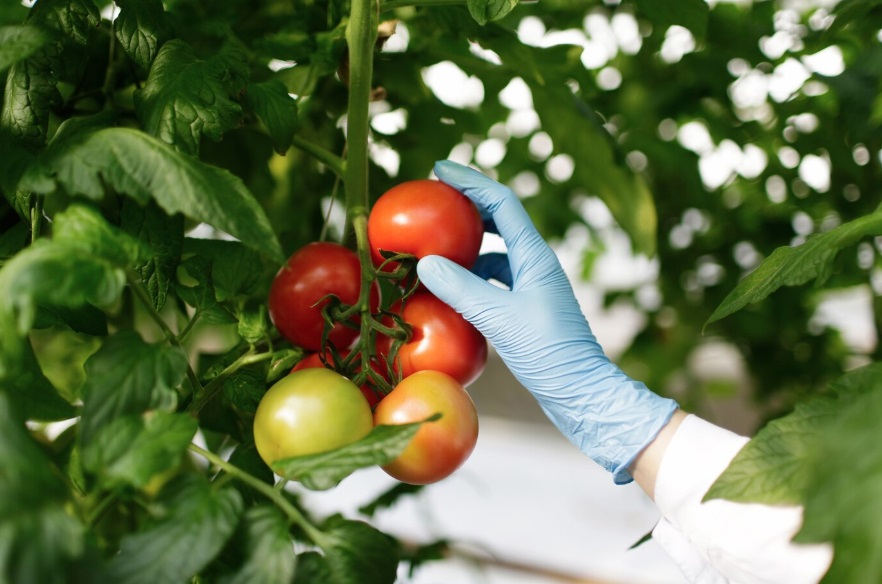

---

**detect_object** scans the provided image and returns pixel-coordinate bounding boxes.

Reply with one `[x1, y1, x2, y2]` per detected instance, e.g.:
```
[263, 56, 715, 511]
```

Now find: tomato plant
[378, 291, 488, 387]
[373, 370, 479, 485]
[367, 179, 484, 270]
[253, 368, 374, 465]
[292, 349, 385, 408]
[268, 242, 379, 352]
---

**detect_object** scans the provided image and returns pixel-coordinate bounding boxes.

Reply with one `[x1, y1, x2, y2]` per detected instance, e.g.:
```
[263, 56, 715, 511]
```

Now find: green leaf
[706, 212, 882, 327]
[33, 303, 108, 336]
[223, 368, 266, 414]
[19, 125, 284, 262]
[272, 420, 429, 491]
[113, 0, 173, 71]
[176, 255, 237, 324]
[244, 80, 299, 154]
[0, 221, 28, 261]
[467, 0, 519, 25]
[0, 393, 86, 583]
[0, 25, 48, 73]
[82, 411, 197, 489]
[1, 58, 60, 146]
[310, 515, 399, 584]
[182, 238, 276, 301]
[358, 482, 423, 518]
[104, 475, 243, 584]
[134, 39, 245, 156]
[4, 339, 76, 422]
[632, 0, 709, 39]
[121, 199, 184, 311]
[219, 506, 295, 584]
[78, 331, 188, 446]
[794, 369, 882, 583]
[52, 203, 153, 267]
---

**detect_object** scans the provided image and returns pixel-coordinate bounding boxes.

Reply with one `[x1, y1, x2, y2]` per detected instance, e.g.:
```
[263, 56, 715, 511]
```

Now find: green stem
[128, 275, 202, 395]
[88, 491, 119, 526]
[30, 195, 43, 243]
[291, 135, 346, 178]
[188, 443, 323, 541]
[176, 310, 202, 344]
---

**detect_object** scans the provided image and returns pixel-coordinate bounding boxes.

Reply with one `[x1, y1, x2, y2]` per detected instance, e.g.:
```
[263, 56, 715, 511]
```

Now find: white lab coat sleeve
[649, 414, 833, 584]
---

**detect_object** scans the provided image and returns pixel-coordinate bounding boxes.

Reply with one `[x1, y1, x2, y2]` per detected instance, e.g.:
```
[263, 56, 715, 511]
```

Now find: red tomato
[292, 349, 385, 408]
[268, 242, 379, 352]
[373, 370, 479, 485]
[377, 291, 487, 387]
[367, 179, 483, 270]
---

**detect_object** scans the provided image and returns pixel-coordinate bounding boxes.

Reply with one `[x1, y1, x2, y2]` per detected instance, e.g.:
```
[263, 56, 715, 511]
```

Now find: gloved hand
[417, 160, 679, 484]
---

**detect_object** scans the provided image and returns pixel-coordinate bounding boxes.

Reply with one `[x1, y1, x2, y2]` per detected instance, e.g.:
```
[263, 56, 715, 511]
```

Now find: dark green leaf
[82, 411, 197, 489]
[706, 212, 882, 326]
[310, 515, 398, 584]
[244, 80, 299, 154]
[272, 420, 429, 491]
[19, 125, 284, 262]
[401, 540, 449, 576]
[219, 506, 295, 584]
[104, 475, 243, 584]
[121, 199, 184, 311]
[0, 221, 28, 261]
[52, 203, 152, 267]
[33, 303, 108, 336]
[237, 304, 268, 344]
[176, 255, 237, 324]
[134, 39, 245, 156]
[224, 368, 266, 414]
[292, 552, 332, 584]
[182, 238, 277, 301]
[78, 331, 188, 445]
[227, 442, 275, 505]
[1, 58, 60, 146]
[467, 0, 519, 25]
[3, 339, 76, 422]
[266, 347, 303, 384]
[114, 0, 173, 71]
[632, 0, 709, 39]
[0, 25, 48, 73]
[358, 482, 423, 518]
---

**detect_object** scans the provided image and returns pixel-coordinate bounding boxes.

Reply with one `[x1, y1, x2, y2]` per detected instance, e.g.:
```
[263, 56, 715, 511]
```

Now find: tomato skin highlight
[373, 370, 479, 485]
[292, 349, 385, 408]
[377, 291, 487, 387]
[268, 242, 379, 352]
[253, 368, 374, 467]
[367, 179, 483, 270]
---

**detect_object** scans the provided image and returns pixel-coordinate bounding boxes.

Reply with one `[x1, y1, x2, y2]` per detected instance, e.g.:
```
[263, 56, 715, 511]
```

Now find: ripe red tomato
[367, 179, 483, 270]
[268, 242, 379, 352]
[377, 291, 487, 387]
[253, 368, 373, 466]
[292, 349, 385, 408]
[373, 370, 479, 485]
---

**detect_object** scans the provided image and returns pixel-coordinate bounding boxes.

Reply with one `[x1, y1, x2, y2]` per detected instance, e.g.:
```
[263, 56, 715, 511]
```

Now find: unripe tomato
[268, 242, 380, 352]
[292, 349, 386, 408]
[373, 370, 479, 485]
[377, 291, 487, 387]
[367, 179, 483, 270]
[253, 368, 373, 466]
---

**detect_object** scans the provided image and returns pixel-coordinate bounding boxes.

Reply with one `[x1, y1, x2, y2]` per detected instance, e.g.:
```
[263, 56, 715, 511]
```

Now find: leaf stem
[88, 491, 119, 526]
[127, 274, 202, 395]
[188, 443, 323, 541]
[291, 135, 346, 178]
[30, 194, 43, 243]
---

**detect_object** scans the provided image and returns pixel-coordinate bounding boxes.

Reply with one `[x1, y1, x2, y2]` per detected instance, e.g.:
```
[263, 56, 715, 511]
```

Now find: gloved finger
[471, 252, 513, 288]
[434, 160, 560, 290]
[417, 254, 507, 325]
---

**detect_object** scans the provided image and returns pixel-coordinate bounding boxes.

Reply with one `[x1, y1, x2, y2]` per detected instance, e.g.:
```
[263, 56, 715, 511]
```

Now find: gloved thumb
[417, 255, 505, 322]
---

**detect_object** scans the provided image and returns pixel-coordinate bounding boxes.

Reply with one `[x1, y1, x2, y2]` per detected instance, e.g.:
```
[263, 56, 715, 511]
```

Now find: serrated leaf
[244, 80, 299, 154]
[272, 420, 429, 491]
[19, 125, 284, 263]
[467, 0, 519, 25]
[633, 0, 709, 39]
[176, 255, 237, 324]
[706, 212, 882, 327]
[219, 506, 295, 584]
[121, 199, 184, 311]
[82, 411, 197, 489]
[182, 238, 276, 301]
[310, 515, 399, 584]
[135, 39, 245, 156]
[224, 368, 265, 414]
[794, 371, 882, 583]
[78, 331, 188, 446]
[0, 25, 48, 73]
[114, 0, 173, 71]
[237, 304, 268, 344]
[104, 475, 243, 584]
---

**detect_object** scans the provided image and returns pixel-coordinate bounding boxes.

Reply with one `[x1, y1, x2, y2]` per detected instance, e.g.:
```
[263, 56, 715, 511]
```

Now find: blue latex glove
[417, 160, 679, 484]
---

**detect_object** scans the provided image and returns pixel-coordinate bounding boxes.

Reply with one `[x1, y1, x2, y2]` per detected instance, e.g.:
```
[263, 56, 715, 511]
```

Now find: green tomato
[253, 368, 373, 466]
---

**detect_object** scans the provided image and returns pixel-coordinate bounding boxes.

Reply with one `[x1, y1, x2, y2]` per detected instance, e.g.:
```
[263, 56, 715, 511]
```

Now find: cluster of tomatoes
[255, 180, 487, 485]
